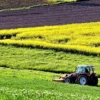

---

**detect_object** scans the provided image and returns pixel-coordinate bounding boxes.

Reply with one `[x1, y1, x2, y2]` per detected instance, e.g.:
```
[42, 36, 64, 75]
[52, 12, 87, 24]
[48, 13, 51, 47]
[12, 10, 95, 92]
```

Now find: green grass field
[0, 67, 100, 100]
[0, 27, 100, 99]
[0, 45, 100, 75]
[0, 0, 100, 99]
[0, 21, 100, 99]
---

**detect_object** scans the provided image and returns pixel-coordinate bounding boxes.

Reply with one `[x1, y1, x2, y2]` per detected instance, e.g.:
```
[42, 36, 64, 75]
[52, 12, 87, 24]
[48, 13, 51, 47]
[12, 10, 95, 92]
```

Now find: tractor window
[86, 67, 94, 73]
[76, 66, 94, 74]
[89, 67, 94, 73]
[85, 68, 89, 73]
[77, 67, 85, 73]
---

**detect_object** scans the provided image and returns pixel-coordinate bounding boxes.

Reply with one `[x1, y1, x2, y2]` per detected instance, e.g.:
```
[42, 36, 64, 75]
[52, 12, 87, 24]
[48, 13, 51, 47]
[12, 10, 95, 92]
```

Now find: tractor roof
[77, 65, 94, 68]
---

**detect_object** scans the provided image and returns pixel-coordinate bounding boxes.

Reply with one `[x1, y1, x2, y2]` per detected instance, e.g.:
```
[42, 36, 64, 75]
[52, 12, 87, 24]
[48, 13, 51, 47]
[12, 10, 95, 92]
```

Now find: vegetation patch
[0, 68, 100, 100]
[47, 0, 76, 3]
[0, 22, 100, 56]
[0, 45, 100, 75]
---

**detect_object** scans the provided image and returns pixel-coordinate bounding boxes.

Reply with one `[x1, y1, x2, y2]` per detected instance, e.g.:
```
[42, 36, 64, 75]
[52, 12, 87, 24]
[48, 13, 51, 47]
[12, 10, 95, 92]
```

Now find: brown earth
[0, 0, 47, 10]
[0, 0, 100, 29]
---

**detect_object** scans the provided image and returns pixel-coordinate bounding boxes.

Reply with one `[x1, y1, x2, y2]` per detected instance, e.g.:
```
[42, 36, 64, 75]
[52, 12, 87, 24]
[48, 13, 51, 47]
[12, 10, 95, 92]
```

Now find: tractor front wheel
[64, 78, 70, 83]
[78, 75, 88, 85]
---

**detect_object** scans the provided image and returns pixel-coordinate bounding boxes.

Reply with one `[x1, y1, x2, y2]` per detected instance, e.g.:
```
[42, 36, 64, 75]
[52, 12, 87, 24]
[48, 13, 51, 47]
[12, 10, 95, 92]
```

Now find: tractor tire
[77, 75, 88, 85]
[91, 76, 98, 86]
[64, 78, 71, 83]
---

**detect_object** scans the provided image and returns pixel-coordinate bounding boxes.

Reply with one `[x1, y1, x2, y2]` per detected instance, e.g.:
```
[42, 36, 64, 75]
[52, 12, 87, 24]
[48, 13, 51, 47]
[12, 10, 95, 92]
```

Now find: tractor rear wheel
[91, 76, 98, 86]
[78, 75, 88, 85]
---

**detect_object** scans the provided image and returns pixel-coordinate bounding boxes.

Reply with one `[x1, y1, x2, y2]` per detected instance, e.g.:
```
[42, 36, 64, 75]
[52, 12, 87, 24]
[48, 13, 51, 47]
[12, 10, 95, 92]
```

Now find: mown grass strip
[0, 45, 100, 75]
[0, 68, 100, 100]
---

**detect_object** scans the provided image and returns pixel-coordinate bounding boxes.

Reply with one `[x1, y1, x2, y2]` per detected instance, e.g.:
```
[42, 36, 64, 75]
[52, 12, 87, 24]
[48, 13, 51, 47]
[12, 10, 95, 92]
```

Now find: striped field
[0, 22, 100, 56]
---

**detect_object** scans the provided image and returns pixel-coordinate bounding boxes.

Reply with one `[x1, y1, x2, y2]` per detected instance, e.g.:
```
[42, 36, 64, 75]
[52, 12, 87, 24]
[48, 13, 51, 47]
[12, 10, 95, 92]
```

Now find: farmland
[0, 0, 100, 99]
[0, 22, 100, 56]
[0, 0, 76, 10]
[0, 45, 100, 74]
[1, 44, 100, 99]
[0, 67, 100, 100]
[47, 0, 76, 3]
[0, 0, 100, 29]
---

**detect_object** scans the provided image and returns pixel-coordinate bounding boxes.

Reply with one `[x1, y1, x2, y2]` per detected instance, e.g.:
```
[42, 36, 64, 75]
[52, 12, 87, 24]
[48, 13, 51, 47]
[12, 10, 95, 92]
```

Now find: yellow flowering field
[0, 22, 100, 55]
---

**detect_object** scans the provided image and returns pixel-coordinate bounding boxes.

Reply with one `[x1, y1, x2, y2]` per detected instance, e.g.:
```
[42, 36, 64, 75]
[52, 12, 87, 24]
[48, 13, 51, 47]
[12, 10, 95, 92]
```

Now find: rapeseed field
[0, 22, 100, 55]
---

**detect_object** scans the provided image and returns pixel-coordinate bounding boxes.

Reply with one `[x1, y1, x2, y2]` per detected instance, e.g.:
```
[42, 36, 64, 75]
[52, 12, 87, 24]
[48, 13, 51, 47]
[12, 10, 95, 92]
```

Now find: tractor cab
[76, 65, 94, 74]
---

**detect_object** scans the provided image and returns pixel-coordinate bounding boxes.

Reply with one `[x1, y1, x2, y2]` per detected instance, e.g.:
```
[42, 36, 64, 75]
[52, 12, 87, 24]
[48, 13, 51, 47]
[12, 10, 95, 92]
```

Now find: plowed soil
[0, 0, 100, 29]
[0, 0, 46, 10]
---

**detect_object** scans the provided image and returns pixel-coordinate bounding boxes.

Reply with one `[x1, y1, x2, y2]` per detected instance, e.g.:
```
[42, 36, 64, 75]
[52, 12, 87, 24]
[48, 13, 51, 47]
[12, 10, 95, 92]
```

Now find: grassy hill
[0, 67, 100, 100]
[0, 45, 100, 74]
[0, 1, 100, 99]
[1, 45, 100, 99]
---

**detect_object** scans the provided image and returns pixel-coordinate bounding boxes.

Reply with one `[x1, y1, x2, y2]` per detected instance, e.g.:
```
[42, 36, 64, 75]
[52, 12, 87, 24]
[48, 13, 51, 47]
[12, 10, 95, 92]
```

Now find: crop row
[0, 22, 100, 55]
[0, 39, 100, 56]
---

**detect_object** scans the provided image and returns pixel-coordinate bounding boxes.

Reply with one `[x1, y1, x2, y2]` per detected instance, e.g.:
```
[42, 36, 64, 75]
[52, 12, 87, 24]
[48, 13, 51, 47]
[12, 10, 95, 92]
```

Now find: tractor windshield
[76, 66, 94, 74]
[76, 67, 85, 73]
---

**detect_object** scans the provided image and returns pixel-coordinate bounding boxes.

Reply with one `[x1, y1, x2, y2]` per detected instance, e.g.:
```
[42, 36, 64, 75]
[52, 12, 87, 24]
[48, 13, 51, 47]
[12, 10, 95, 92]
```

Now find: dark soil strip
[0, 0, 47, 10]
[0, 0, 100, 29]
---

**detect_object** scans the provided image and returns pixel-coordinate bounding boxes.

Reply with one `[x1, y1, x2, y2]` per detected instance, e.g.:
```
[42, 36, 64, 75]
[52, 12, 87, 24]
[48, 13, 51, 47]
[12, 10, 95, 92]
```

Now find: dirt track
[0, 0, 100, 29]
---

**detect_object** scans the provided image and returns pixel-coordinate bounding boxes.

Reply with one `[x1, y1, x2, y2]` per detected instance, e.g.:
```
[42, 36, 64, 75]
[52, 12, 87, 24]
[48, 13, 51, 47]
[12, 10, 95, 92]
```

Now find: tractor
[53, 65, 98, 86]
